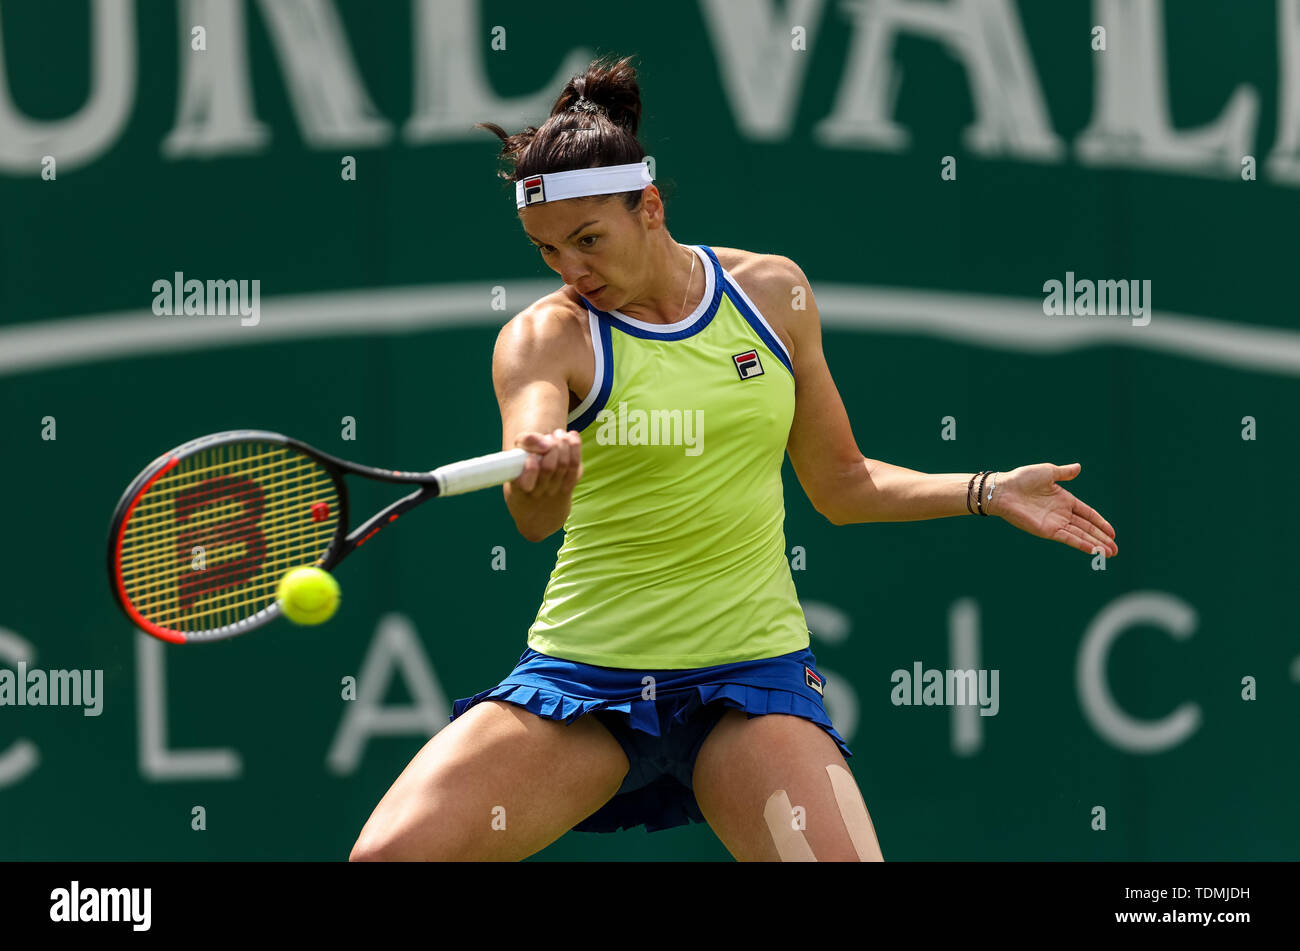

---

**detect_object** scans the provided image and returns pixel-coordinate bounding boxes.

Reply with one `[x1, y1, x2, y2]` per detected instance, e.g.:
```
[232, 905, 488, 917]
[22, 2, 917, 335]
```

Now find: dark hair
[476, 53, 650, 212]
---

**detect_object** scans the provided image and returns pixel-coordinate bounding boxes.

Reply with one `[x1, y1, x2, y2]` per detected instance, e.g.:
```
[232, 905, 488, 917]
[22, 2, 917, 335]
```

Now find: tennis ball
[277, 566, 340, 625]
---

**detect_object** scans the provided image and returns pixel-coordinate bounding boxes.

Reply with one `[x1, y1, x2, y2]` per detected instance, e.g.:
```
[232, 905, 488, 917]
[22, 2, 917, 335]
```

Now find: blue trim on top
[589, 246, 725, 341]
[701, 245, 795, 378]
[569, 313, 614, 432]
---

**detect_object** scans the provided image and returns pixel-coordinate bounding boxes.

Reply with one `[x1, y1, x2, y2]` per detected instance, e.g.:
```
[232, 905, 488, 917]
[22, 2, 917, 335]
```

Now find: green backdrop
[1, 0, 1296, 860]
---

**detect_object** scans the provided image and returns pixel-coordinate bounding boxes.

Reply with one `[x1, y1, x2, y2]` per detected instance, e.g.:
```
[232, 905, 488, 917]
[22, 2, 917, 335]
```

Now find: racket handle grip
[432, 448, 531, 496]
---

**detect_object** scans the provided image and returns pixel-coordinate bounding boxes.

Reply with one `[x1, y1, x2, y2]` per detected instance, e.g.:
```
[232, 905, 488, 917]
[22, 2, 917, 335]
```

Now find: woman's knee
[348, 796, 473, 860]
[347, 705, 629, 861]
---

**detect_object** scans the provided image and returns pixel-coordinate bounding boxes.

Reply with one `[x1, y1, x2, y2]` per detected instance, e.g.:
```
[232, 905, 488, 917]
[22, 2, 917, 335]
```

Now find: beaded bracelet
[976, 471, 992, 516]
[983, 471, 999, 517]
[966, 471, 985, 515]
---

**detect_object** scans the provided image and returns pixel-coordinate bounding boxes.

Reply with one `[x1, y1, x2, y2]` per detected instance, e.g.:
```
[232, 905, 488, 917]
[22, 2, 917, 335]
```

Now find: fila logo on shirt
[805, 667, 824, 695]
[522, 175, 546, 205]
[732, 349, 764, 379]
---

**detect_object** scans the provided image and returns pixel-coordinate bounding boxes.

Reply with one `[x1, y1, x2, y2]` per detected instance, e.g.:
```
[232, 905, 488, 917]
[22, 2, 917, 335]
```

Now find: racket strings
[118, 441, 340, 634]
[118, 470, 337, 576]
[142, 445, 304, 488]
[125, 454, 330, 520]
[132, 446, 337, 631]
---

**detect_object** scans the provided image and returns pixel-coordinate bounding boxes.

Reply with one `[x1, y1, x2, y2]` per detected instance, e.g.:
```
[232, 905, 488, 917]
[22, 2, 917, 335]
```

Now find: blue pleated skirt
[449, 645, 852, 834]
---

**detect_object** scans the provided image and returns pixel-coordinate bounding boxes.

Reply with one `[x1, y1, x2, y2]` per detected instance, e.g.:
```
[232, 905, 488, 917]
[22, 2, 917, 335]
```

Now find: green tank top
[526, 244, 809, 668]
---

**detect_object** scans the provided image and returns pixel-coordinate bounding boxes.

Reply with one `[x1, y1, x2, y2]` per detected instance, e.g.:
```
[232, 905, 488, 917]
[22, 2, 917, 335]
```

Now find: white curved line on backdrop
[2, 283, 1299, 378]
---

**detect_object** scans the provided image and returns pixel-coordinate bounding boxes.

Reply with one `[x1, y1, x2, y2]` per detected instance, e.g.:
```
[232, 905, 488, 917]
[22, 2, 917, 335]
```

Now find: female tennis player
[349, 54, 1118, 862]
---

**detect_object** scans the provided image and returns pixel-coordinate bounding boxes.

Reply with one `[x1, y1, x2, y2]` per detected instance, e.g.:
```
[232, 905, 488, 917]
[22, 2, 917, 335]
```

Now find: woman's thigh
[691, 709, 883, 861]
[349, 700, 630, 861]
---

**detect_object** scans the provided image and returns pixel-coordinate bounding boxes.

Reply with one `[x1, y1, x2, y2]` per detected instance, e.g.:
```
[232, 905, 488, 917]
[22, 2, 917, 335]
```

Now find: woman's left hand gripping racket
[107, 430, 530, 644]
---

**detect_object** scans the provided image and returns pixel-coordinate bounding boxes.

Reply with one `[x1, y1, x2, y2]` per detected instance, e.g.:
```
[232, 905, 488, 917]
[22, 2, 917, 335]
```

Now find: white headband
[516, 161, 653, 209]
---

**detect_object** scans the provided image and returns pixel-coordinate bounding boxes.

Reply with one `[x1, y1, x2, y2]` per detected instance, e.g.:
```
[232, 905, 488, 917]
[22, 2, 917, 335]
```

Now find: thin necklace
[675, 244, 696, 322]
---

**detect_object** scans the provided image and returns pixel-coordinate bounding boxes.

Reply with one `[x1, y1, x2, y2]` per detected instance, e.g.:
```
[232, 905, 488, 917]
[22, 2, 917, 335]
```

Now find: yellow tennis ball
[276, 567, 340, 625]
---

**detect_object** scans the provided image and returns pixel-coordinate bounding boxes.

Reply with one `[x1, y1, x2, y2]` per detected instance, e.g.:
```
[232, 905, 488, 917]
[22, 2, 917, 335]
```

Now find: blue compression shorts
[449, 646, 852, 834]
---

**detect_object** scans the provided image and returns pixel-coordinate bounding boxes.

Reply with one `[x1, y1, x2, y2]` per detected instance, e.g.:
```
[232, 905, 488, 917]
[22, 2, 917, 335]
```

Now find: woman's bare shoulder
[493, 286, 595, 399]
[706, 246, 803, 352]
[707, 245, 802, 289]
[500, 286, 590, 346]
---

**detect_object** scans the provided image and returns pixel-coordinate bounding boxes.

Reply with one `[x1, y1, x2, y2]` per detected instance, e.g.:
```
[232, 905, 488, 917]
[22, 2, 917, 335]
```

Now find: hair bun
[570, 96, 608, 117]
[556, 54, 642, 136]
[475, 53, 648, 191]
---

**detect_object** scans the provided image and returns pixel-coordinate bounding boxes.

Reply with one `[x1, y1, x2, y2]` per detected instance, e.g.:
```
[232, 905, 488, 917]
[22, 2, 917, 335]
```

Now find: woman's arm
[492, 304, 584, 542]
[771, 256, 1117, 557]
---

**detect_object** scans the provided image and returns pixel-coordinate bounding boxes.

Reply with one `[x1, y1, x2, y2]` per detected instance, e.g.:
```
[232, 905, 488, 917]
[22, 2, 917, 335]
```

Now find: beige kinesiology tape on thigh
[763, 789, 817, 861]
[825, 763, 882, 861]
[762, 766, 883, 862]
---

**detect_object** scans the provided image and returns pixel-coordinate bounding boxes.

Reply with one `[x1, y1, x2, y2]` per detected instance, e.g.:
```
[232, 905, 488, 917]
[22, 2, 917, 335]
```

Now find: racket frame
[107, 429, 503, 644]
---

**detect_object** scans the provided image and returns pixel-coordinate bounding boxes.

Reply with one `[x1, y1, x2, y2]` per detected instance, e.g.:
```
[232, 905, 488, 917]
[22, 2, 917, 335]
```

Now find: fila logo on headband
[522, 175, 546, 205]
[732, 350, 764, 380]
[515, 162, 652, 209]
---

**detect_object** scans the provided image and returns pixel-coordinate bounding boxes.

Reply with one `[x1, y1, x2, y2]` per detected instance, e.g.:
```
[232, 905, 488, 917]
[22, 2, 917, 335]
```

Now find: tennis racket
[108, 430, 530, 645]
